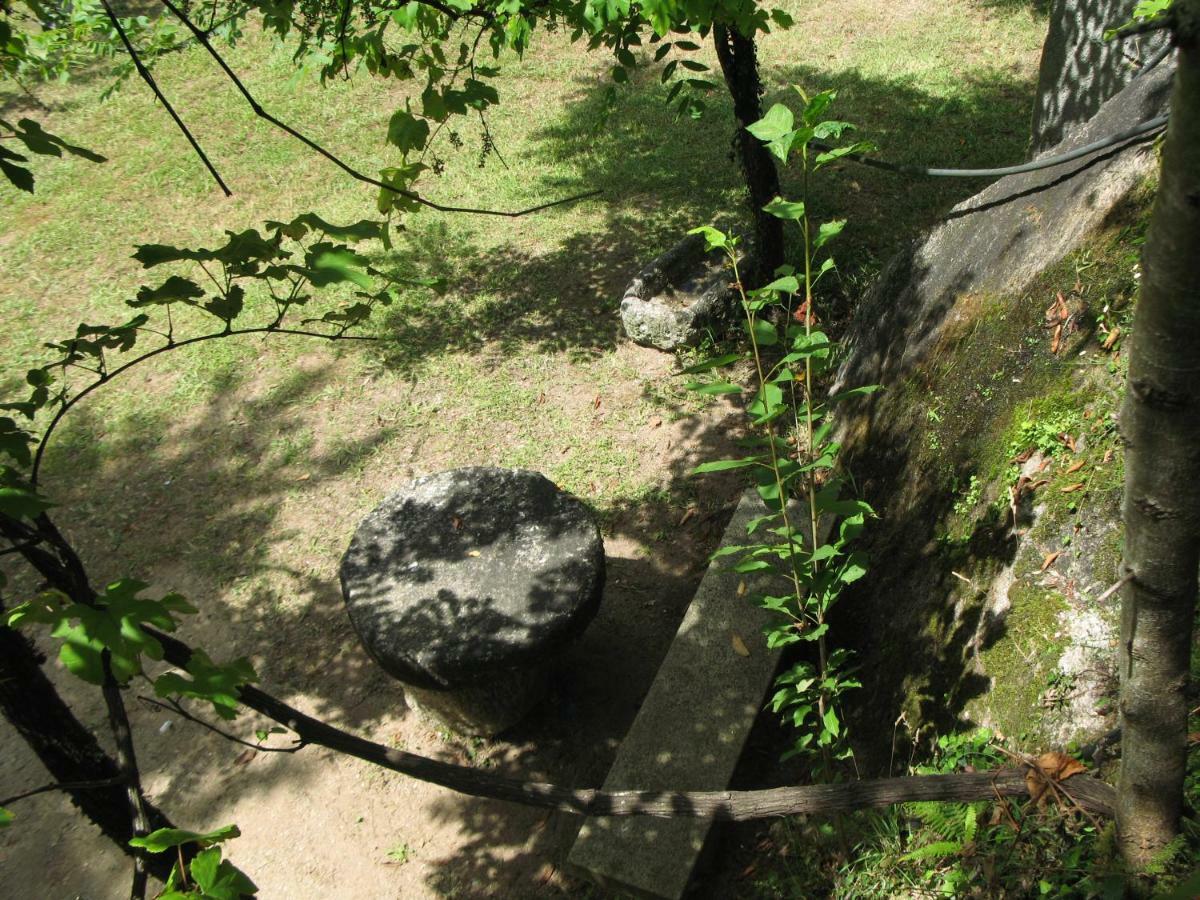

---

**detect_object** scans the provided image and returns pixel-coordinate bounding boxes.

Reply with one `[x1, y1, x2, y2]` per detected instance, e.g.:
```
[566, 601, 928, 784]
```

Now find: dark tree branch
[99, 0, 232, 197]
[157, 0, 600, 217]
[143, 625, 1117, 821]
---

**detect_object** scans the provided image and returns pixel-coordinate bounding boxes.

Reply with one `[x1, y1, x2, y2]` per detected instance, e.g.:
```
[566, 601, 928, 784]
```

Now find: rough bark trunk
[0, 621, 177, 883]
[713, 24, 784, 278]
[1117, 0, 1200, 867]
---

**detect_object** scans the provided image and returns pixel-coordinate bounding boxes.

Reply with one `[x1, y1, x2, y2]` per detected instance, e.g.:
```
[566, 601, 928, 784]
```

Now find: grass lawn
[0, 0, 1048, 895]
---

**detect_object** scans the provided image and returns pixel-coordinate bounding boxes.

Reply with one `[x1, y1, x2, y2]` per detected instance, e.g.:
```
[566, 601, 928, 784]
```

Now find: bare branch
[136, 695, 307, 754]
[1, 777, 125, 807]
[157, 0, 601, 217]
[99, 0, 232, 197]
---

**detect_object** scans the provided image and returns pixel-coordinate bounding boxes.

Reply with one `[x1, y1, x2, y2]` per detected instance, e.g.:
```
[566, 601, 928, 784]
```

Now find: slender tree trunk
[713, 24, 784, 277]
[0, 620, 177, 883]
[1117, 0, 1200, 867]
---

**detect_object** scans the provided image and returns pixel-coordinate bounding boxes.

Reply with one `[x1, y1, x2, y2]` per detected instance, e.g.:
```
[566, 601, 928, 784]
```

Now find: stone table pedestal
[339, 467, 604, 736]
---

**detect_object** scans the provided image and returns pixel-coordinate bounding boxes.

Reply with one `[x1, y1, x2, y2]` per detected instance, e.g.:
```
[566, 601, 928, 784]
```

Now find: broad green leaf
[312, 251, 372, 289]
[687, 225, 729, 250]
[813, 220, 846, 251]
[823, 707, 840, 737]
[0, 486, 53, 519]
[130, 824, 241, 853]
[763, 197, 806, 220]
[189, 846, 259, 899]
[386, 109, 430, 155]
[746, 103, 794, 142]
[749, 319, 778, 347]
[757, 275, 799, 294]
[0, 807, 12, 828]
[154, 650, 256, 720]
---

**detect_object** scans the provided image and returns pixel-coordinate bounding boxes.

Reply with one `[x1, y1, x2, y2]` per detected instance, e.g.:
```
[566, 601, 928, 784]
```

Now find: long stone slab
[566, 489, 792, 898]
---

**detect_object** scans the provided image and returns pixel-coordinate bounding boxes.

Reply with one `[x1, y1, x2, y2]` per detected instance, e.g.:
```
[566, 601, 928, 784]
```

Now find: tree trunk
[1117, 0, 1200, 867]
[713, 24, 784, 278]
[0, 620, 177, 884]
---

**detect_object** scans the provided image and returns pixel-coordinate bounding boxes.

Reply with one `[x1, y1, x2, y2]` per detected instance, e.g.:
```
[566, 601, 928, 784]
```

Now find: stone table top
[339, 467, 604, 689]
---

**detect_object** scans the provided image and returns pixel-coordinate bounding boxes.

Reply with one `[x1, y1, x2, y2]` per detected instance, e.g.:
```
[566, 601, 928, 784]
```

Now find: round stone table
[338, 467, 604, 736]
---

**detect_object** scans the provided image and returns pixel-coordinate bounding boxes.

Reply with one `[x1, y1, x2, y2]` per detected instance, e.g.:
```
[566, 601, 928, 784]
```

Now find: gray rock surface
[1032, 0, 1168, 153]
[620, 232, 750, 351]
[830, 67, 1169, 760]
[339, 467, 604, 733]
[567, 491, 794, 899]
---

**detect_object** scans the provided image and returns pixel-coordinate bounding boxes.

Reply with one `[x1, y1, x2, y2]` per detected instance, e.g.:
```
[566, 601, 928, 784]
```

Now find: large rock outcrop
[832, 64, 1171, 762]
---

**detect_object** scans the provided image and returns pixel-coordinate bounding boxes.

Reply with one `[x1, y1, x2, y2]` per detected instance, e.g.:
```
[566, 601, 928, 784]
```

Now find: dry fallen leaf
[731, 633, 751, 657]
[1059, 433, 1077, 453]
[1040, 551, 1061, 572]
[1102, 326, 1121, 350]
[1051, 323, 1063, 355]
[1065, 460, 1086, 475]
[1061, 482, 1086, 493]
[1103, 448, 1114, 464]
[678, 507, 697, 527]
[593, 394, 602, 409]
[451, 516, 463, 531]
[1025, 751, 1086, 805]
[466, 550, 481, 557]
[737, 580, 747, 597]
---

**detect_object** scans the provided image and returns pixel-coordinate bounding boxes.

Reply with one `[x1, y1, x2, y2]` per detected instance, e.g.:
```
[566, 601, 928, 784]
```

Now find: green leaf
[757, 275, 799, 294]
[154, 650, 256, 720]
[813, 219, 846, 251]
[763, 197, 806, 220]
[685, 381, 742, 395]
[692, 456, 764, 474]
[746, 103, 794, 142]
[0, 486, 53, 519]
[823, 706, 840, 738]
[130, 824, 241, 854]
[749, 319, 778, 347]
[0, 806, 12, 828]
[189, 847, 259, 899]
[203, 285, 245, 323]
[676, 352, 744, 375]
[312, 251, 372, 289]
[686, 225, 729, 250]
[386, 109, 430, 155]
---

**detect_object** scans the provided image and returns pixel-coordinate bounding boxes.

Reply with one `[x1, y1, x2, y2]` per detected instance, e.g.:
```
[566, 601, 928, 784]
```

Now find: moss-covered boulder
[832, 67, 1170, 763]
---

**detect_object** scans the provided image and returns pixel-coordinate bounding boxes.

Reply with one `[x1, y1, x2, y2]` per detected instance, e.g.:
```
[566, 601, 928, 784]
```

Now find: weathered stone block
[339, 467, 604, 736]
[620, 232, 752, 351]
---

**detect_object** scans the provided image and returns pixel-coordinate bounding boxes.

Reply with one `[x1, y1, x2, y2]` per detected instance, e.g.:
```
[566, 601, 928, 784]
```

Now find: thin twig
[31, 325, 372, 485]
[1, 777, 125, 807]
[99, 0, 232, 197]
[1095, 571, 1135, 603]
[157, 0, 600, 217]
[137, 695, 307, 753]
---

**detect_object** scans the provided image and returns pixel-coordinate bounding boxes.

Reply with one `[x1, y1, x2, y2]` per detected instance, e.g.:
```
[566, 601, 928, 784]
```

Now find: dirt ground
[0, 341, 758, 899]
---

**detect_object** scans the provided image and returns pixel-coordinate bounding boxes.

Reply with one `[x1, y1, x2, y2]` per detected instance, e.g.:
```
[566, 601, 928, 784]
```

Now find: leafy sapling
[683, 88, 878, 767]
